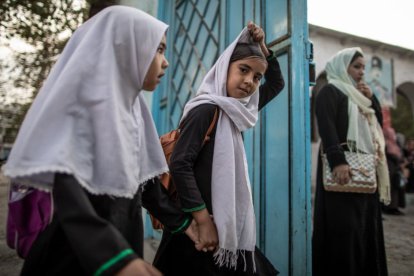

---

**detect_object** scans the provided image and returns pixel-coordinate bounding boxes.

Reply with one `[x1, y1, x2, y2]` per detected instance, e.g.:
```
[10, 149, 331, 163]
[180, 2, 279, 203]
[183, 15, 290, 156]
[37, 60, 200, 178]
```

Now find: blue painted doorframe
[150, 1, 312, 275]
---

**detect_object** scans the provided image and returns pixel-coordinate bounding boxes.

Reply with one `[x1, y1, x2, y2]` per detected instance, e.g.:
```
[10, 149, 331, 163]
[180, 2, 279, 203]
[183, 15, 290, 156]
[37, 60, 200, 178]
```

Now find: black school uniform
[21, 173, 191, 276]
[153, 54, 284, 275]
[312, 84, 388, 276]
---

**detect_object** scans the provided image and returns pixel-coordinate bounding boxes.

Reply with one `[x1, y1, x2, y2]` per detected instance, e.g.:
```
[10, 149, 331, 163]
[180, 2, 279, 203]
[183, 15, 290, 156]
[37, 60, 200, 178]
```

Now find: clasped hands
[116, 210, 218, 276]
[185, 208, 218, 253]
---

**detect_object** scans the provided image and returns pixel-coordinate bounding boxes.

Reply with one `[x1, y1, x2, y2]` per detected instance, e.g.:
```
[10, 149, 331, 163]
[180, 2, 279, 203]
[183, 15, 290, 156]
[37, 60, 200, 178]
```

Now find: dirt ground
[1, 172, 413, 275]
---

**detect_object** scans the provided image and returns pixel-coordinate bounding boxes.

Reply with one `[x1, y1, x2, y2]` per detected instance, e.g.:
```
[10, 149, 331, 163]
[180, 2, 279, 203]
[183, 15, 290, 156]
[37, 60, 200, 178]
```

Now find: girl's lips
[157, 74, 165, 82]
[238, 87, 249, 94]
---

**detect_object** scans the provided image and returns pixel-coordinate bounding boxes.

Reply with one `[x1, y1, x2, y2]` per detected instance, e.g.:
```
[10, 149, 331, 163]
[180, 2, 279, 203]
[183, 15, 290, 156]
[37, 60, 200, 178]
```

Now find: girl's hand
[192, 209, 218, 252]
[332, 164, 352, 185]
[195, 220, 218, 252]
[247, 21, 270, 57]
[184, 218, 200, 245]
[116, 259, 162, 276]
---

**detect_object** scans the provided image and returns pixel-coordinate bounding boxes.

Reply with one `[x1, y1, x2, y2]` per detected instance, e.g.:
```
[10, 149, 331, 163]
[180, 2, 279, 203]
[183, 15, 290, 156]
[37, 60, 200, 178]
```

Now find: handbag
[322, 151, 377, 193]
[6, 183, 53, 258]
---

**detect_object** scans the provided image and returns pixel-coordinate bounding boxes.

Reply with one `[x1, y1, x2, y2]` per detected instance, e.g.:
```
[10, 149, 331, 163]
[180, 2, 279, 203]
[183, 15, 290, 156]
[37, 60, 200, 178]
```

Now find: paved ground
[1, 170, 413, 275]
[383, 194, 414, 276]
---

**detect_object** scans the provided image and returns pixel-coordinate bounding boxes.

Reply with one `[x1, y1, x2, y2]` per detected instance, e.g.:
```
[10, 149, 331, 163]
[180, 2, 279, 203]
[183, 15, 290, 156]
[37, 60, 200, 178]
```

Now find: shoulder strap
[206, 108, 219, 136]
[203, 108, 219, 144]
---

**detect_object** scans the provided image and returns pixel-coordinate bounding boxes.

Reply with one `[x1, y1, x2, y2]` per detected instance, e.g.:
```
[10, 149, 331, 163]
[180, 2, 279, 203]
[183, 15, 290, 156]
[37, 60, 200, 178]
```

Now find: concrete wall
[309, 24, 414, 89]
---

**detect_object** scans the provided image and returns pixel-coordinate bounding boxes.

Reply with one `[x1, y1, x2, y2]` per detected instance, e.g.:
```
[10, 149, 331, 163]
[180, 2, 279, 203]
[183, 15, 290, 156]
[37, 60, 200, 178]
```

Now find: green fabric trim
[171, 217, 191, 234]
[182, 204, 206, 213]
[94, 249, 134, 276]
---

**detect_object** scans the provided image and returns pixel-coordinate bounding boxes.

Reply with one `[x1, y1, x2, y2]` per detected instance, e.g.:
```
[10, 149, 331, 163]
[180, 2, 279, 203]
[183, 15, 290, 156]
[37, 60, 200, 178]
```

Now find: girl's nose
[244, 74, 253, 85]
[163, 57, 169, 69]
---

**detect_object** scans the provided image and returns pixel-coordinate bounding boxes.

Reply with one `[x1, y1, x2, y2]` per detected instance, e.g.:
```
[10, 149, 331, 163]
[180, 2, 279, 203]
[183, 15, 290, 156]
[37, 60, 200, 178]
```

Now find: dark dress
[153, 54, 285, 275]
[404, 148, 414, 193]
[382, 152, 405, 213]
[312, 84, 388, 276]
[21, 173, 191, 276]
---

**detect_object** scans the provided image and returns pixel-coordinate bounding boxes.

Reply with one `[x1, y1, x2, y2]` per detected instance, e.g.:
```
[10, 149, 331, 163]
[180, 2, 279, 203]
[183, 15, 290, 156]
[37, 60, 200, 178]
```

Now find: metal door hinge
[306, 40, 316, 86]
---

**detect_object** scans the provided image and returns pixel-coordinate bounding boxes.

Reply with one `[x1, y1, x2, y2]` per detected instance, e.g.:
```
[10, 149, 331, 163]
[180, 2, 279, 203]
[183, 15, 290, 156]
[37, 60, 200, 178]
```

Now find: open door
[151, 1, 312, 275]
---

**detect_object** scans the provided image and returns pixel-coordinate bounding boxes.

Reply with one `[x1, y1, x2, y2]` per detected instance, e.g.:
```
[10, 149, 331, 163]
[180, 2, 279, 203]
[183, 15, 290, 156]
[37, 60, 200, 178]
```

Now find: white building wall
[309, 25, 414, 89]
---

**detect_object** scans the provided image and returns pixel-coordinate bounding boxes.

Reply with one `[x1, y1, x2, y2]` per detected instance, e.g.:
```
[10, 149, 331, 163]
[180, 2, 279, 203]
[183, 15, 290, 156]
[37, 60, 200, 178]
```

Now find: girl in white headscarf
[3, 6, 195, 276]
[153, 22, 285, 275]
[313, 47, 390, 276]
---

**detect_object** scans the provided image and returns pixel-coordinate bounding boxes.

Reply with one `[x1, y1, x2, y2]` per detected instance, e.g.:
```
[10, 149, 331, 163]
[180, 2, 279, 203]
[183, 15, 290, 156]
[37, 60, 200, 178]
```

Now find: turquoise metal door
[153, 0, 222, 132]
[151, 1, 312, 275]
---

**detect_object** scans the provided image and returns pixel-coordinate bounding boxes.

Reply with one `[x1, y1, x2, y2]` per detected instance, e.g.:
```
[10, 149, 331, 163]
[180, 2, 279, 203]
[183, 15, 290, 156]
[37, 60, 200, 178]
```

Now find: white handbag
[322, 151, 377, 193]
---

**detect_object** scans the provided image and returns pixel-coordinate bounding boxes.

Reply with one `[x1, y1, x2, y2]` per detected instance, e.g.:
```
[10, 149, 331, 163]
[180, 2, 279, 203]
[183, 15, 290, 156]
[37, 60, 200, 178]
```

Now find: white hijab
[3, 6, 169, 198]
[325, 47, 390, 204]
[181, 28, 262, 270]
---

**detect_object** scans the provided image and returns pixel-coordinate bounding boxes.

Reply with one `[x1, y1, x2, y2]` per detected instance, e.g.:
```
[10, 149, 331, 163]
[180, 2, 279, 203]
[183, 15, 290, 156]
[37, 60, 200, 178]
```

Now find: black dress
[153, 54, 285, 275]
[21, 173, 191, 276]
[312, 84, 388, 276]
[382, 151, 405, 213]
[403, 148, 414, 193]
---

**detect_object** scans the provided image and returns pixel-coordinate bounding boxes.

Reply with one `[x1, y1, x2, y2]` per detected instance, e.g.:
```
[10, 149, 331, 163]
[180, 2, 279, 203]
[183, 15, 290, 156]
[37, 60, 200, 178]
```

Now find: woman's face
[226, 57, 267, 99]
[143, 34, 169, 91]
[347, 56, 365, 83]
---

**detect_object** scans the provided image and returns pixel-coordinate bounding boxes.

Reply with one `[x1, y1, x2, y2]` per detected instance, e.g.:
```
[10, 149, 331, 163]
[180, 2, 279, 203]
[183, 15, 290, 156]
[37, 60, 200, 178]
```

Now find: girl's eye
[158, 47, 165, 54]
[254, 76, 262, 82]
[240, 67, 248, 73]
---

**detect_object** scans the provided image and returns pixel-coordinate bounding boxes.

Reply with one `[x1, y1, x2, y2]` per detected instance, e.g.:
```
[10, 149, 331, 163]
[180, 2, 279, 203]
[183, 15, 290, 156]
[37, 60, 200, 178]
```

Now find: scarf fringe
[3, 165, 170, 198]
[377, 159, 391, 205]
[213, 248, 256, 273]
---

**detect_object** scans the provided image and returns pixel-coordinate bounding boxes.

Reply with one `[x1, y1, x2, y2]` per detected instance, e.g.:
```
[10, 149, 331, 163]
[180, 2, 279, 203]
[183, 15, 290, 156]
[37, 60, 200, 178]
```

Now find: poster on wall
[365, 55, 395, 107]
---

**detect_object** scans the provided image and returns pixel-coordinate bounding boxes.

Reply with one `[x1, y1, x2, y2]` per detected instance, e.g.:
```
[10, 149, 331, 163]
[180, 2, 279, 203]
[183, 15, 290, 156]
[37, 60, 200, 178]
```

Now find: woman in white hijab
[153, 22, 285, 275]
[313, 47, 389, 276]
[3, 6, 194, 276]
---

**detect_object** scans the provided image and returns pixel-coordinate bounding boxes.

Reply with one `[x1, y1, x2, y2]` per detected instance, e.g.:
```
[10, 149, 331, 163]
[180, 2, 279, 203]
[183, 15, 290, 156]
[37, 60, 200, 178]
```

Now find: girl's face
[226, 57, 267, 99]
[347, 56, 365, 84]
[143, 35, 169, 91]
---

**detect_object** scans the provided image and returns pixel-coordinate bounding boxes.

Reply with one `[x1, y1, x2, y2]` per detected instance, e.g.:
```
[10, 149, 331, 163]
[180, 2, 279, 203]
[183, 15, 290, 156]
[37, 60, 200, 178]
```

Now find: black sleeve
[258, 50, 285, 110]
[141, 178, 192, 233]
[315, 85, 348, 169]
[169, 104, 217, 212]
[371, 94, 383, 127]
[53, 173, 137, 276]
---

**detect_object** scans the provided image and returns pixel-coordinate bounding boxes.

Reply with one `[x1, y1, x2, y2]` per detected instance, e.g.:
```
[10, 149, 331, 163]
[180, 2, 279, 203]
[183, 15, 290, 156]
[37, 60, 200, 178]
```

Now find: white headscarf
[325, 47, 390, 204]
[181, 28, 262, 270]
[3, 6, 169, 198]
